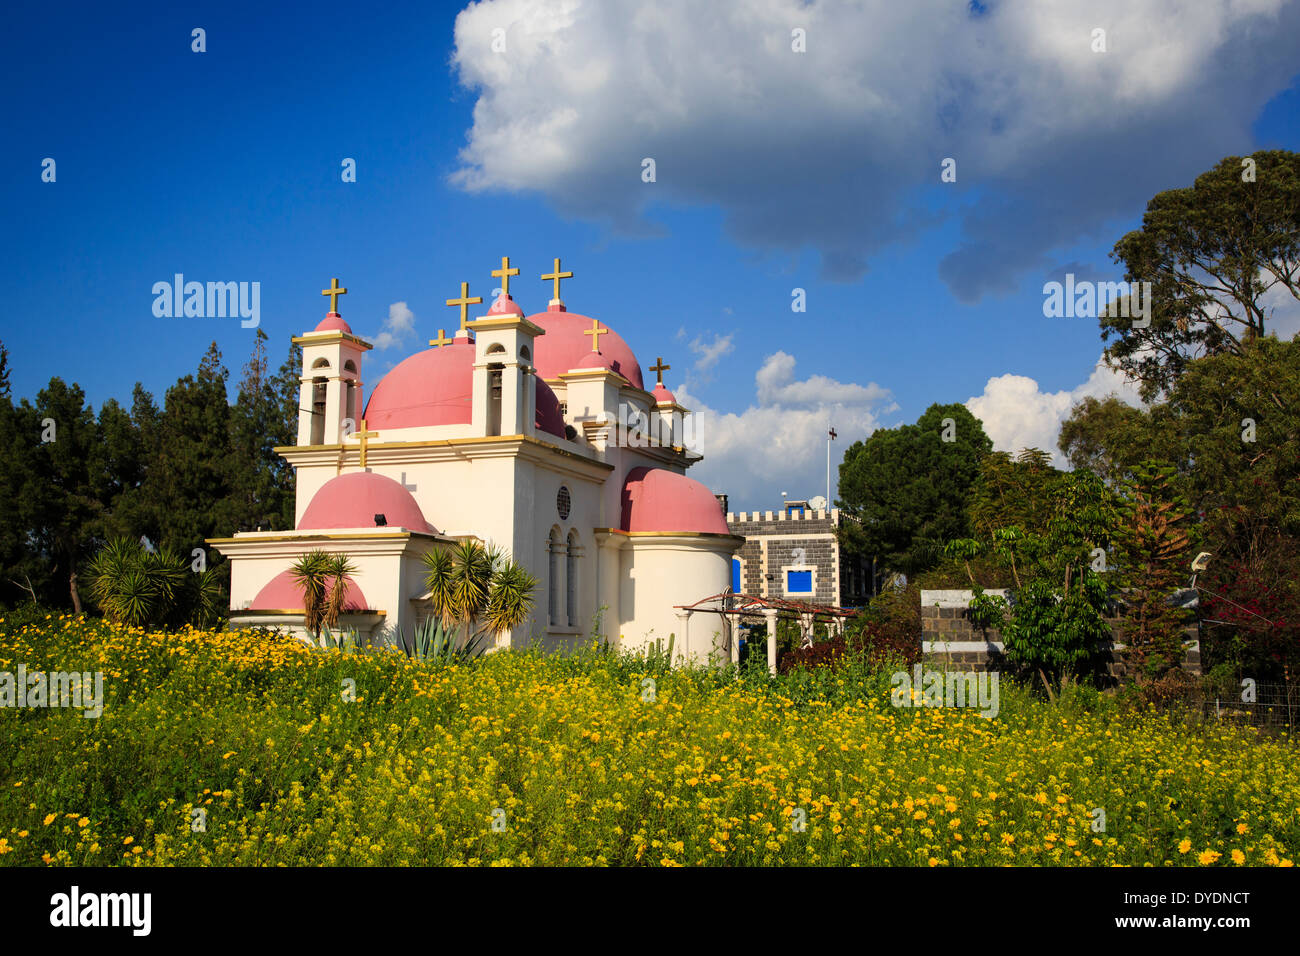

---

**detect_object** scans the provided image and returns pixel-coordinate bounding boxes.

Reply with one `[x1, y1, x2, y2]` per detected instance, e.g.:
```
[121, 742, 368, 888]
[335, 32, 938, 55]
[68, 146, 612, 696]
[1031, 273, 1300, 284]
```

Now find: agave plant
[421, 540, 537, 651]
[386, 615, 489, 663]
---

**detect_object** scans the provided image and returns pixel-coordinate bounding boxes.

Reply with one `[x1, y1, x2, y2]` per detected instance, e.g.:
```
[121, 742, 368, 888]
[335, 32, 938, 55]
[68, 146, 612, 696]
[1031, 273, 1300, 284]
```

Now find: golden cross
[321, 277, 348, 313]
[491, 255, 520, 297]
[541, 257, 573, 303]
[429, 329, 453, 348]
[650, 356, 671, 387]
[583, 318, 608, 352]
[350, 418, 380, 468]
[445, 282, 483, 330]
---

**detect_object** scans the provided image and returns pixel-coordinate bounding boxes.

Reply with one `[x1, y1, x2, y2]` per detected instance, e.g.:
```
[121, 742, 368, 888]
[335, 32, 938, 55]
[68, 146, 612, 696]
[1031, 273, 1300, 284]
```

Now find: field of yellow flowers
[1, 615, 1297, 866]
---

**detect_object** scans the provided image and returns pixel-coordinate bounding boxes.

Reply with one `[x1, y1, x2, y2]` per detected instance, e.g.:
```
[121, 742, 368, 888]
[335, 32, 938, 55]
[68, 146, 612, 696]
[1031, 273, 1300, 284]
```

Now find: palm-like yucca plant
[88, 538, 190, 628]
[288, 551, 330, 643]
[322, 552, 358, 635]
[421, 540, 537, 651]
[289, 551, 359, 644]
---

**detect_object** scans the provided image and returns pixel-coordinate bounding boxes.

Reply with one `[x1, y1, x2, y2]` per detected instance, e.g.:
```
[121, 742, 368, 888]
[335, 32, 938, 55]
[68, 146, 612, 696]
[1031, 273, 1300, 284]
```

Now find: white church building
[209, 260, 743, 661]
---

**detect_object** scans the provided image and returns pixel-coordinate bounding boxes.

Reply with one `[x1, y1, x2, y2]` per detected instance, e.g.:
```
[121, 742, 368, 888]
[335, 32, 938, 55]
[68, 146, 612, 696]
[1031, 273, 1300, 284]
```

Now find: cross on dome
[491, 255, 520, 297]
[541, 257, 573, 309]
[429, 329, 453, 348]
[650, 356, 671, 387]
[321, 277, 347, 314]
[583, 317, 608, 352]
[445, 282, 482, 330]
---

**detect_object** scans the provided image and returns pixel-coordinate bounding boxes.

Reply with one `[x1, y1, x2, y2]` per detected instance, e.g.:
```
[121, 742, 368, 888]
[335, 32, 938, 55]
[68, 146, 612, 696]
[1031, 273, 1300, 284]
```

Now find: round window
[557, 486, 571, 520]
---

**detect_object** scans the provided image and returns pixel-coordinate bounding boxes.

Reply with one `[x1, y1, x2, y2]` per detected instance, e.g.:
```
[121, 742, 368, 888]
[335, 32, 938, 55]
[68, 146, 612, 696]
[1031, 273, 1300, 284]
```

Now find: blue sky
[2, 0, 1298, 510]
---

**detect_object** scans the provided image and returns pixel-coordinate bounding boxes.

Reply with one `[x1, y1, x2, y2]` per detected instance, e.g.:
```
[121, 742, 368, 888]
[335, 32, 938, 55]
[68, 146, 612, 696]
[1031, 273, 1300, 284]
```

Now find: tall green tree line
[0, 333, 301, 612]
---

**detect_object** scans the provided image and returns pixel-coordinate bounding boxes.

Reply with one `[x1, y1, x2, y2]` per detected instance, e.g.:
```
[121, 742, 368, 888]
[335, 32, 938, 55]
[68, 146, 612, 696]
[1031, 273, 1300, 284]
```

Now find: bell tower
[293, 278, 373, 446]
[463, 262, 545, 437]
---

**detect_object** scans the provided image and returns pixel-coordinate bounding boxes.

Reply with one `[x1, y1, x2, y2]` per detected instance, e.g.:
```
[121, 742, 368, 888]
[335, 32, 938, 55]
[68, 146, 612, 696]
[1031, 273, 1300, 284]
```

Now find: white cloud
[680, 352, 897, 510]
[450, 0, 1300, 290]
[687, 332, 735, 375]
[965, 356, 1145, 467]
[370, 301, 416, 351]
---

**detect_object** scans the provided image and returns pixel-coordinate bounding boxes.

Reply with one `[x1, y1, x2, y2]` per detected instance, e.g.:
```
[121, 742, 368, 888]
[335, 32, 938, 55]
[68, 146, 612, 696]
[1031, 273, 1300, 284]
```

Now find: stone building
[723, 498, 871, 608]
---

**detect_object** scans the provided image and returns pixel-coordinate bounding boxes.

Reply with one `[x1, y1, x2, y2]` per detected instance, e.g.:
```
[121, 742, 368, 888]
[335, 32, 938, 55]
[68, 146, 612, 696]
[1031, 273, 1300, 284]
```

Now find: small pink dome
[315, 313, 352, 333]
[249, 568, 368, 612]
[652, 384, 677, 404]
[487, 292, 524, 317]
[363, 344, 567, 438]
[528, 310, 644, 389]
[299, 472, 436, 532]
[620, 466, 729, 534]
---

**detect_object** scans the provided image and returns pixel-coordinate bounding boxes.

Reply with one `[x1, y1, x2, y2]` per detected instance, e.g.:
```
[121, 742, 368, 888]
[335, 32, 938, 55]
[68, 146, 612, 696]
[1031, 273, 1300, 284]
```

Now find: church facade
[208, 260, 743, 662]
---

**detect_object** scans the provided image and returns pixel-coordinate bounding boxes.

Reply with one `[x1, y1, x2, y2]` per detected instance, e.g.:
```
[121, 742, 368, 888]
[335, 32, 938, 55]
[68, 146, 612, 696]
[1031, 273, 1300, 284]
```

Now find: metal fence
[1196, 682, 1298, 730]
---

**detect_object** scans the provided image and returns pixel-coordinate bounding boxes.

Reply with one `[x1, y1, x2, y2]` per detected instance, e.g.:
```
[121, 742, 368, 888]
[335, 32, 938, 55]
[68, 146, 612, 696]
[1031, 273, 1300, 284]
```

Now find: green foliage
[959, 470, 1122, 688]
[1113, 463, 1194, 680]
[421, 540, 538, 649]
[0, 334, 302, 617]
[967, 448, 1061, 540]
[86, 537, 222, 629]
[838, 403, 992, 579]
[288, 551, 357, 644]
[1102, 149, 1300, 401]
[387, 615, 489, 663]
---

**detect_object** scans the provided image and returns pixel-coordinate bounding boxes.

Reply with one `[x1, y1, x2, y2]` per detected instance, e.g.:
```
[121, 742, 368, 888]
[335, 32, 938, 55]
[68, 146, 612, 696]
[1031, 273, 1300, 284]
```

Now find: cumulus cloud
[449, 0, 1300, 291]
[370, 302, 416, 351]
[965, 356, 1145, 467]
[680, 352, 897, 510]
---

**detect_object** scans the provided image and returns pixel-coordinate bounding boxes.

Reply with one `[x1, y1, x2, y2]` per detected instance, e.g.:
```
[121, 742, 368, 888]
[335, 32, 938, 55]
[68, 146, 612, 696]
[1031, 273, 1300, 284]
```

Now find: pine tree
[1115, 463, 1193, 680]
[230, 330, 296, 533]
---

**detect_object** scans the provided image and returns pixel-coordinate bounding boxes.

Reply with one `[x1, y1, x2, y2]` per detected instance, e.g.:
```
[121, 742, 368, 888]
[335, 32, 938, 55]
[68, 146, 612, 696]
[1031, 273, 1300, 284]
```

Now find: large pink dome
[249, 568, 368, 612]
[529, 308, 645, 390]
[620, 466, 729, 534]
[363, 344, 567, 437]
[299, 472, 436, 532]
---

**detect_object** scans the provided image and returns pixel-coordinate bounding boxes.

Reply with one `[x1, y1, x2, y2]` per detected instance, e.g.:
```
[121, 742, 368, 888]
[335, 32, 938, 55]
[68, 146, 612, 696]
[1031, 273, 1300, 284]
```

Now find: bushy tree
[838, 403, 992, 579]
[1101, 150, 1300, 401]
[950, 470, 1121, 693]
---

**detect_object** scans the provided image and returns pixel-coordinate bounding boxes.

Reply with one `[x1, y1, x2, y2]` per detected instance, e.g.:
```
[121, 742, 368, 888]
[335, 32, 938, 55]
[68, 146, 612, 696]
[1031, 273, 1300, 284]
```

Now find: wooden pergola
[673, 591, 859, 675]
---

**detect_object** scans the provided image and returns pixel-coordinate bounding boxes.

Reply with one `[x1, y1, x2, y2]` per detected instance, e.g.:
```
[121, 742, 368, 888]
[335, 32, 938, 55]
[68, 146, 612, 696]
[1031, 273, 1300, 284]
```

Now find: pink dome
[363, 344, 566, 438]
[487, 292, 524, 317]
[299, 472, 436, 532]
[315, 313, 352, 333]
[652, 384, 677, 404]
[620, 466, 729, 534]
[249, 568, 368, 612]
[536, 379, 567, 437]
[528, 308, 645, 389]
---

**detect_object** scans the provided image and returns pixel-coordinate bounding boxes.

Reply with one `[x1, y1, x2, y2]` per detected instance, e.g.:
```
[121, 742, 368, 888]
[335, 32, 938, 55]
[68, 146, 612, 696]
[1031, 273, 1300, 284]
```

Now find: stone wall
[919, 589, 1202, 679]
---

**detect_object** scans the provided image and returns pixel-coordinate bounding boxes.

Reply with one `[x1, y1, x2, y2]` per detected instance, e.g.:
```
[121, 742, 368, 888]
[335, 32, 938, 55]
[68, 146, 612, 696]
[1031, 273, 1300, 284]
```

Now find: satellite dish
[808, 495, 828, 510]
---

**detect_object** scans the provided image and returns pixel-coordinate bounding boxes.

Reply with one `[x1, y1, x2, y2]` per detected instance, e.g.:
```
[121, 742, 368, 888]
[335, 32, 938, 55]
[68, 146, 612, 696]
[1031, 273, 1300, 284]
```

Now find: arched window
[547, 528, 561, 626]
[310, 377, 327, 444]
[312, 357, 331, 369]
[566, 530, 579, 627]
[488, 362, 504, 435]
